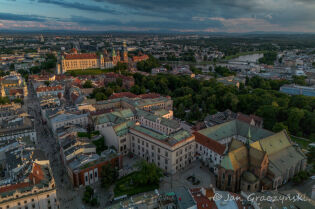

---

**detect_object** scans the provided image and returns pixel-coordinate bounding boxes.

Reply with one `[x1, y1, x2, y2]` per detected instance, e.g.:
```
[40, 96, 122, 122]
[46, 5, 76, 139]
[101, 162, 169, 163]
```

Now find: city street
[26, 83, 84, 209]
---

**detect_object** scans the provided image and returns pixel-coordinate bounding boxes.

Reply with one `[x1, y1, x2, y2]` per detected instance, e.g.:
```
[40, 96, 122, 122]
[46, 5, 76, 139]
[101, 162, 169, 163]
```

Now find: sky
[0, 0, 315, 33]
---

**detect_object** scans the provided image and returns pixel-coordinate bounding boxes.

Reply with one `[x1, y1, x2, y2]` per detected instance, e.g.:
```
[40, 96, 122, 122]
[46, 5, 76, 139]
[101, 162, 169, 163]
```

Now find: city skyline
[1, 0, 315, 33]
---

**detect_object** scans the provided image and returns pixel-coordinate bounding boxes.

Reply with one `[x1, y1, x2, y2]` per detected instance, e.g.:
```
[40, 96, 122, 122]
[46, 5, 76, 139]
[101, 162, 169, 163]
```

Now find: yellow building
[57, 46, 128, 74]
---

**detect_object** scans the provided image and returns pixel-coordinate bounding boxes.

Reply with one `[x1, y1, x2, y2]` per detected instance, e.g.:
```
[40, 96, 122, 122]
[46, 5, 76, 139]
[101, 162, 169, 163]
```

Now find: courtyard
[160, 160, 216, 192]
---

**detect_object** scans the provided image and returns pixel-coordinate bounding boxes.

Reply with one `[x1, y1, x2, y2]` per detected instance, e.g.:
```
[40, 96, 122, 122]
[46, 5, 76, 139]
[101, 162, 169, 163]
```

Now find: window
[85, 176, 88, 182]
[158, 148, 160, 153]
[165, 151, 168, 157]
[24, 200, 27, 203]
[47, 194, 50, 198]
[228, 175, 231, 186]
[95, 172, 97, 178]
[247, 185, 250, 191]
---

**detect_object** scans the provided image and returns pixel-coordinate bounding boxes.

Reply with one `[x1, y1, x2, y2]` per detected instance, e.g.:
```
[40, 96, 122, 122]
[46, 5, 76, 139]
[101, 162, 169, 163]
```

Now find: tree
[44, 81, 50, 86]
[83, 80, 93, 88]
[214, 66, 235, 77]
[0, 97, 10, 105]
[9, 63, 15, 70]
[287, 108, 305, 135]
[175, 103, 186, 118]
[134, 160, 163, 185]
[137, 56, 160, 73]
[95, 92, 106, 101]
[259, 51, 277, 65]
[272, 122, 288, 133]
[292, 76, 306, 86]
[82, 186, 97, 205]
[101, 163, 118, 188]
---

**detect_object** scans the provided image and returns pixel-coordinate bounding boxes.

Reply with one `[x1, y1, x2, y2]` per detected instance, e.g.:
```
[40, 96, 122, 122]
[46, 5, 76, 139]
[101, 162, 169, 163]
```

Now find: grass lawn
[114, 172, 158, 197]
[66, 68, 111, 76]
[290, 135, 311, 149]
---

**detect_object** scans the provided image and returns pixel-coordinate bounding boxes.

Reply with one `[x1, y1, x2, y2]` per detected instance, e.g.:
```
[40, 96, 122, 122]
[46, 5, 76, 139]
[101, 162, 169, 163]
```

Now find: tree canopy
[131, 73, 315, 140]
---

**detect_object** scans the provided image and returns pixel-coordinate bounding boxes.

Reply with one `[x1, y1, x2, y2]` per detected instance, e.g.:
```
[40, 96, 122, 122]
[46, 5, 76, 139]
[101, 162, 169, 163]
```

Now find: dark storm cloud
[0, 12, 46, 22]
[1, 0, 315, 32]
[38, 0, 119, 14]
[69, 15, 222, 30]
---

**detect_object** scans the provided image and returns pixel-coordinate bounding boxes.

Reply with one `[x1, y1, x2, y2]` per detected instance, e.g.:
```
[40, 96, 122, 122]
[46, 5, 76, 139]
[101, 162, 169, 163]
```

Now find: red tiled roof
[36, 85, 63, 92]
[108, 92, 137, 99]
[133, 54, 149, 62]
[138, 93, 160, 99]
[55, 75, 72, 81]
[29, 74, 54, 81]
[194, 132, 226, 155]
[236, 113, 263, 124]
[9, 88, 23, 95]
[190, 188, 217, 209]
[249, 114, 263, 122]
[90, 108, 114, 116]
[65, 53, 97, 60]
[29, 163, 45, 184]
[0, 182, 30, 193]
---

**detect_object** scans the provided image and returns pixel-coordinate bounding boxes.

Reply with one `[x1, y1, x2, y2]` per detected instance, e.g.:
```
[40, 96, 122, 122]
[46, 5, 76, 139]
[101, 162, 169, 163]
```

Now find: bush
[114, 172, 158, 197]
[92, 137, 107, 154]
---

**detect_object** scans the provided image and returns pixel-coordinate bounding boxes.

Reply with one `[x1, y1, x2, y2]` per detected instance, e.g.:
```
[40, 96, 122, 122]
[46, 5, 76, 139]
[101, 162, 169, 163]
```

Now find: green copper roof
[132, 125, 168, 141]
[95, 113, 126, 125]
[170, 129, 191, 142]
[221, 155, 234, 170]
[111, 108, 134, 119]
[198, 120, 273, 142]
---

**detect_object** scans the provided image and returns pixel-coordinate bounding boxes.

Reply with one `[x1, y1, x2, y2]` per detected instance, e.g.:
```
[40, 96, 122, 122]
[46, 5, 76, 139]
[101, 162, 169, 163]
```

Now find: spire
[123, 40, 127, 49]
[112, 48, 116, 57]
[247, 126, 252, 141]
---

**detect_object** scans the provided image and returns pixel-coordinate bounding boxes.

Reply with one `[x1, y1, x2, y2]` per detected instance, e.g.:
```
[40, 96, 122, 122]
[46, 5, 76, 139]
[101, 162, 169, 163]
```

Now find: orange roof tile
[194, 132, 226, 155]
[65, 53, 97, 60]
[0, 182, 30, 193]
[36, 85, 63, 92]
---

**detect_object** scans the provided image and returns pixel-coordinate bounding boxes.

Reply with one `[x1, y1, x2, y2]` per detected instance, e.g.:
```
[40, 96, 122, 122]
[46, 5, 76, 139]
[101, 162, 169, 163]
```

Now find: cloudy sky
[0, 0, 315, 33]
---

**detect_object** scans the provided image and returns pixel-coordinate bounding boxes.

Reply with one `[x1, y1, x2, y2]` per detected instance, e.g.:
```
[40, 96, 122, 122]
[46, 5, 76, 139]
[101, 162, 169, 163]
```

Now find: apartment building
[48, 113, 89, 134]
[0, 156, 58, 209]
[0, 117, 37, 143]
[60, 135, 122, 187]
[36, 85, 64, 98]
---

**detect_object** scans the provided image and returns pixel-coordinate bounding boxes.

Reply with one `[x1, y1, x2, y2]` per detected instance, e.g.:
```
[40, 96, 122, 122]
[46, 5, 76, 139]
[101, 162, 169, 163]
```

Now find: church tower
[112, 48, 117, 65]
[123, 41, 128, 63]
